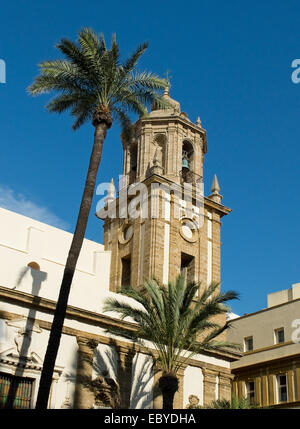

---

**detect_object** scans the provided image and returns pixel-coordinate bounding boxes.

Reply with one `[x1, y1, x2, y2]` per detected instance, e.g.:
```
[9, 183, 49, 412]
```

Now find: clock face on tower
[123, 225, 133, 241]
[118, 221, 134, 244]
[179, 218, 198, 243]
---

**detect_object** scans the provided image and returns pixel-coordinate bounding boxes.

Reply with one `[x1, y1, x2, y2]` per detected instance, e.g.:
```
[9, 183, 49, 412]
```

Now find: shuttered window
[0, 373, 33, 409]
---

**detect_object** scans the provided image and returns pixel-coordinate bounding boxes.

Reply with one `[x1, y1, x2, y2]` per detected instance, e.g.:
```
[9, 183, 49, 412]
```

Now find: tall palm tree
[103, 275, 240, 409]
[28, 28, 168, 410]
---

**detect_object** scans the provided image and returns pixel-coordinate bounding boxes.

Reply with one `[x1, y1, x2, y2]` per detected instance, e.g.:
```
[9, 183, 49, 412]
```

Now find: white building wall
[0, 207, 232, 409]
[130, 353, 153, 409]
[0, 207, 111, 312]
[183, 365, 204, 406]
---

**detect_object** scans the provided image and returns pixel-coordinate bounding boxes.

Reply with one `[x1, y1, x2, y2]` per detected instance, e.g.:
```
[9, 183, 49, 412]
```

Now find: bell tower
[96, 87, 231, 299]
[122, 86, 205, 186]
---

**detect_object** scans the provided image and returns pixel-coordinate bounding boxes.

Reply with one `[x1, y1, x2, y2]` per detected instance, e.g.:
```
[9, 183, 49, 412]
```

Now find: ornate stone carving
[185, 394, 200, 408]
[93, 376, 120, 409]
[3, 317, 42, 359]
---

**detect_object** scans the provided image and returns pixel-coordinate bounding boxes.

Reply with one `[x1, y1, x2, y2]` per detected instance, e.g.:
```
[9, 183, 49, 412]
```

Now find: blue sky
[0, 0, 299, 315]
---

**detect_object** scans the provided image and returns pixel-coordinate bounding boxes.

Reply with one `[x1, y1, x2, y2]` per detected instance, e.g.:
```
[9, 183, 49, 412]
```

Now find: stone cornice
[131, 114, 208, 154]
[142, 174, 232, 217]
[204, 197, 232, 217]
[0, 286, 136, 334]
[98, 174, 231, 220]
[231, 350, 300, 373]
[0, 286, 240, 362]
[243, 340, 296, 356]
[137, 114, 207, 134]
[228, 296, 300, 322]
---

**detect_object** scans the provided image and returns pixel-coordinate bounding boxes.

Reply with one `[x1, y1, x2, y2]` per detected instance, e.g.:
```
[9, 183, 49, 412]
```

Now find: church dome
[150, 85, 181, 116]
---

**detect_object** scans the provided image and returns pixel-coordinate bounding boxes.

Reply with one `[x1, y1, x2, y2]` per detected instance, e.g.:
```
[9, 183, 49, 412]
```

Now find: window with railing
[179, 169, 203, 185]
[0, 373, 33, 409]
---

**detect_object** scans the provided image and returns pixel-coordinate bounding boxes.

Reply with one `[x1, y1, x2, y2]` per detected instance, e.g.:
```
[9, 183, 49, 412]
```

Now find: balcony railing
[179, 170, 203, 185]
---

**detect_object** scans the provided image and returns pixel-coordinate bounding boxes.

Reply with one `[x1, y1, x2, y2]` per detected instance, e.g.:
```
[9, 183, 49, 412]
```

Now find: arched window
[182, 140, 194, 171]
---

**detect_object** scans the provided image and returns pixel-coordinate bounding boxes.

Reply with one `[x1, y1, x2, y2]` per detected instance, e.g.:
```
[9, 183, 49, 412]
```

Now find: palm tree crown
[28, 28, 168, 132]
[104, 275, 239, 409]
[104, 275, 239, 372]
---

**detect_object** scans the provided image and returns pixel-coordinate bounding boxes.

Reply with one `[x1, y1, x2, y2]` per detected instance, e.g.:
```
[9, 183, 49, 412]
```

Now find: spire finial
[151, 71, 180, 114]
[164, 70, 172, 97]
[211, 174, 220, 194]
[163, 85, 170, 97]
[196, 116, 202, 127]
[209, 174, 223, 203]
[105, 178, 116, 205]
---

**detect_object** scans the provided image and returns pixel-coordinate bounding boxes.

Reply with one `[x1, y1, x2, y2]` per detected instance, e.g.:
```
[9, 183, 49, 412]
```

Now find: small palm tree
[103, 274, 239, 409]
[207, 395, 259, 409]
[28, 28, 168, 409]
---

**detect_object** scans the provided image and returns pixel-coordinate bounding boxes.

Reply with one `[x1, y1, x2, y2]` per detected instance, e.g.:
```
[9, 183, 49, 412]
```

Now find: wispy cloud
[0, 185, 70, 230]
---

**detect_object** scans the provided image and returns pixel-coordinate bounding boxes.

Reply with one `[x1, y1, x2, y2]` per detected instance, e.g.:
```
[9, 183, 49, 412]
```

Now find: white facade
[0, 207, 234, 409]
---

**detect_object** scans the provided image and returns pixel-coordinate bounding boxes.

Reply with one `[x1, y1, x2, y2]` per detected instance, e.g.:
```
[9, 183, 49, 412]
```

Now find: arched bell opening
[129, 144, 138, 184]
[181, 140, 194, 183]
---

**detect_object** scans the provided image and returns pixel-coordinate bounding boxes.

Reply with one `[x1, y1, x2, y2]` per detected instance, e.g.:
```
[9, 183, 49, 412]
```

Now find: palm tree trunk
[35, 120, 109, 410]
[159, 374, 179, 410]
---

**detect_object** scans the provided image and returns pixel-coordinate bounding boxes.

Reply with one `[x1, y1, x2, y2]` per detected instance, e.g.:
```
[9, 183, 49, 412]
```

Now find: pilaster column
[287, 369, 295, 403]
[231, 378, 238, 398]
[255, 376, 262, 406]
[261, 374, 269, 407]
[74, 336, 98, 409]
[237, 379, 244, 398]
[295, 364, 300, 401]
[117, 346, 134, 408]
[203, 368, 218, 406]
[218, 371, 234, 402]
[268, 374, 275, 406]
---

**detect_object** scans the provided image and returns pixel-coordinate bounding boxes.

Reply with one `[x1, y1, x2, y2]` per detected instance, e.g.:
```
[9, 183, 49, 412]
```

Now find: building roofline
[231, 348, 300, 373]
[228, 296, 300, 323]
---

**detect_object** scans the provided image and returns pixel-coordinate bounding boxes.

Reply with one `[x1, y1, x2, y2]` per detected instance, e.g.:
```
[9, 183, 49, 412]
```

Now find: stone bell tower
[96, 87, 231, 301]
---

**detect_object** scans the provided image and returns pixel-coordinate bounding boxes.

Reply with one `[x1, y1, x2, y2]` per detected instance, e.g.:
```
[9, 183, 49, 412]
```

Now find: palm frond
[123, 42, 149, 73]
[28, 28, 168, 130]
[103, 275, 239, 375]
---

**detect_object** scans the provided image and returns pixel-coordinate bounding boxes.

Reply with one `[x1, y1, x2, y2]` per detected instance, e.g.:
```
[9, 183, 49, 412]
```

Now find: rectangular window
[244, 336, 253, 352]
[0, 373, 33, 409]
[246, 381, 255, 405]
[180, 252, 195, 284]
[277, 374, 288, 403]
[121, 255, 131, 287]
[275, 328, 285, 344]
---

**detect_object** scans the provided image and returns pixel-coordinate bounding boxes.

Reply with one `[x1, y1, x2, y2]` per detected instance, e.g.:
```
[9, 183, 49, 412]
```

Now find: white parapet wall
[0, 207, 111, 312]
